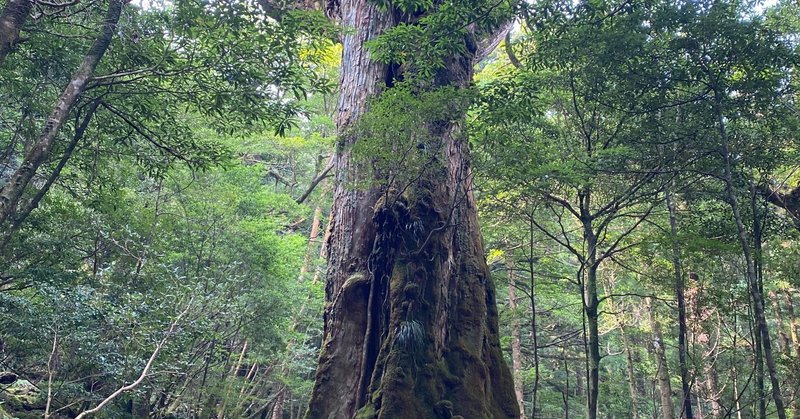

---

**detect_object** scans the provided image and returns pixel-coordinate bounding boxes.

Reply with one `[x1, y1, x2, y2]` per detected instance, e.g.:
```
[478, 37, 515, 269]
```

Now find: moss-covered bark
[305, 1, 518, 418]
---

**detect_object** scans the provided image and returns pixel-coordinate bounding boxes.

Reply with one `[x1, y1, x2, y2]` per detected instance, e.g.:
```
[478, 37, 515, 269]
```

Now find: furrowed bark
[305, 1, 518, 417]
[305, 3, 393, 416]
[0, 0, 126, 227]
[0, 0, 33, 64]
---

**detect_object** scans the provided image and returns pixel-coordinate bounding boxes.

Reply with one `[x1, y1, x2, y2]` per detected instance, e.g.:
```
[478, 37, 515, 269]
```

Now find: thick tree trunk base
[305, 2, 518, 417]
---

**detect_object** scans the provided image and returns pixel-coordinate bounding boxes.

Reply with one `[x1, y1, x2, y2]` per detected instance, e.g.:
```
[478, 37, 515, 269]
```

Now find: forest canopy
[0, 0, 799, 418]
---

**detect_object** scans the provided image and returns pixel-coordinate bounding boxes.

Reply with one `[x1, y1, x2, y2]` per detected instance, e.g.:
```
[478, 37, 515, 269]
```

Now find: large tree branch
[0, 99, 101, 249]
[476, 25, 511, 63]
[0, 0, 127, 226]
[758, 182, 800, 227]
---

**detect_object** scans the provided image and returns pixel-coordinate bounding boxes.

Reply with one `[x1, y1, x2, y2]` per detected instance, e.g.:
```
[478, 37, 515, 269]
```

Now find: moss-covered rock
[0, 403, 11, 419]
[0, 379, 44, 417]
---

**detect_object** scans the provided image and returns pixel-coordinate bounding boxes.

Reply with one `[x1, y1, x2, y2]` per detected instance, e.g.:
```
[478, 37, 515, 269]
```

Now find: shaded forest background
[1, 0, 799, 418]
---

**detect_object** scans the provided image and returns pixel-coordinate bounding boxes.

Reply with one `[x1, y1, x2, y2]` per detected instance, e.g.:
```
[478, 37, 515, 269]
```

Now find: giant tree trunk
[0, 0, 32, 64]
[305, 2, 518, 418]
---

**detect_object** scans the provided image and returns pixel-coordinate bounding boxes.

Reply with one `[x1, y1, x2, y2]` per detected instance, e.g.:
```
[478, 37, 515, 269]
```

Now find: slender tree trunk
[753, 285, 767, 419]
[752, 188, 767, 419]
[732, 320, 744, 419]
[648, 298, 675, 419]
[298, 206, 323, 281]
[785, 291, 800, 358]
[562, 345, 570, 419]
[0, 0, 33, 64]
[0, 0, 126, 227]
[507, 258, 527, 419]
[580, 194, 601, 419]
[620, 316, 639, 419]
[272, 388, 286, 419]
[313, 207, 332, 284]
[783, 291, 800, 419]
[44, 327, 59, 419]
[575, 352, 584, 399]
[217, 340, 249, 418]
[715, 94, 787, 419]
[585, 263, 600, 419]
[704, 357, 721, 418]
[773, 291, 792, 357]
[695, 308, 721, 418]
[666, 189, 694, 419]
[604, 280, 638, 419]
[527, 217, 540, 418]
[305, 2, 517, 418]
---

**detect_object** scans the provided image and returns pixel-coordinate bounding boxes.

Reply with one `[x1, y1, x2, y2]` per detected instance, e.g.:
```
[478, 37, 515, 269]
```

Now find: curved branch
[74, 298, 193, 419]
[296, 156, 334, 204]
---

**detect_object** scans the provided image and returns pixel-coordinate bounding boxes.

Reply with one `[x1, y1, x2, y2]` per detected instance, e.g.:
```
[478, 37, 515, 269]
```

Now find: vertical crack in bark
[306, 1, 518, 417]
[356, 199, 405, 410]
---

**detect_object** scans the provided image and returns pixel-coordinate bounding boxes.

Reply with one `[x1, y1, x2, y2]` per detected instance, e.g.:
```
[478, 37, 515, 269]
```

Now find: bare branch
[74, 298, 194, 419]
[296, 156, 334, 204]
